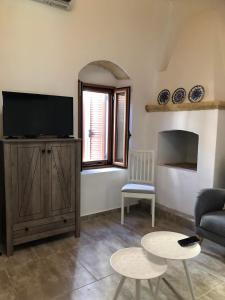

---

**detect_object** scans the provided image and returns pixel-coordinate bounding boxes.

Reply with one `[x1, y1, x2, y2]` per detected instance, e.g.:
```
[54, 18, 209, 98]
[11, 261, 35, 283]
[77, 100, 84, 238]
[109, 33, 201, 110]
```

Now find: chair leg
[183, 260, 195, 300]
[151, 197, 155, 227]
[148, 280, 154, 297]
[154, 276, 161, 300]
[136, 279, 141, 300]
[121, 194, 125, 225]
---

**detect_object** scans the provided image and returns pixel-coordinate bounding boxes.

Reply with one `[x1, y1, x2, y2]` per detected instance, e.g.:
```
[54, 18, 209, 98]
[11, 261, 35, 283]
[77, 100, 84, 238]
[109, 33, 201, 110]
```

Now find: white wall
[145, 110, 218, 216]
[81, 168, 127, 216]
[155, 10, 217, 102]
[152, 4, 225, 104]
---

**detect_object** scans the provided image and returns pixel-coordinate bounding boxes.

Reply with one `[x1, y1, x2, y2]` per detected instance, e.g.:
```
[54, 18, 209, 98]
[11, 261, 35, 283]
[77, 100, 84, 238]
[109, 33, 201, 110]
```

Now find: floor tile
[0, 270, 16, 300]
[72, 240, 115, 280]
[199, 282, 225, 299]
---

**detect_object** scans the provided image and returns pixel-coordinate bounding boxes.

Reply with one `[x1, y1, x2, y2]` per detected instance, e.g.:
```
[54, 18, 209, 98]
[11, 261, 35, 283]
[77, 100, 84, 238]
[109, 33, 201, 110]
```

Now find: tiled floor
[0, 207, 225, 299]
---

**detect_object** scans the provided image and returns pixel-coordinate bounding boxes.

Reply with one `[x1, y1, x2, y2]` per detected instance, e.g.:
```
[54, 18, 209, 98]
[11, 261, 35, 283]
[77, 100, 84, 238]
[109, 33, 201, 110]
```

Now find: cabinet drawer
[13, 216, 75, 245]
[13, 213, 75, 230]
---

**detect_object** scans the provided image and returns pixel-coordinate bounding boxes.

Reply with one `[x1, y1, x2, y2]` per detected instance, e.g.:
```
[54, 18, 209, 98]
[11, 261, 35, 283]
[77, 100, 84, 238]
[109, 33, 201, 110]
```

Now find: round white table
[110, 247, 167, 300]
[141, 231, 201, 300]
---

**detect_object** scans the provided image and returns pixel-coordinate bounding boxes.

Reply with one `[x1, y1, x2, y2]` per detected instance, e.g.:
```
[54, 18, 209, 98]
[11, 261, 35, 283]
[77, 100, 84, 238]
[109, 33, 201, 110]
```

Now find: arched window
[78, 61, 131, 169]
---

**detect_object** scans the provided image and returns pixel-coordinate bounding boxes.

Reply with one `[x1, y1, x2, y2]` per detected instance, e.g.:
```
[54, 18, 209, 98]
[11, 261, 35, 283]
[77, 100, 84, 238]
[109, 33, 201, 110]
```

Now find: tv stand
[0, 137, 81, 256]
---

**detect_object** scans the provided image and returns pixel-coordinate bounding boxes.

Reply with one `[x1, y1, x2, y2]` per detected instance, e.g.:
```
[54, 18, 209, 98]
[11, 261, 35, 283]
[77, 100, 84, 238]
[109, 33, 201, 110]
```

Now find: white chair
[121, 150, 156, 226]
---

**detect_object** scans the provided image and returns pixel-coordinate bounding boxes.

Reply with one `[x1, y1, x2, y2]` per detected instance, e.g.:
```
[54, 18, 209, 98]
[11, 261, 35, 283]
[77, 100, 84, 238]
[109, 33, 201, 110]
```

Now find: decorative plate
[157, 89, 170, 105]
[188, 85, 205, 103]
[172, 88, 186, 104]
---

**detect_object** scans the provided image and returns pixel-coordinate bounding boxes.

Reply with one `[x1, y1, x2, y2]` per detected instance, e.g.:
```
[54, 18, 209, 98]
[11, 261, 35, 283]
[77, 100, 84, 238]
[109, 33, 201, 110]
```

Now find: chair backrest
[128, 150, 154, 184]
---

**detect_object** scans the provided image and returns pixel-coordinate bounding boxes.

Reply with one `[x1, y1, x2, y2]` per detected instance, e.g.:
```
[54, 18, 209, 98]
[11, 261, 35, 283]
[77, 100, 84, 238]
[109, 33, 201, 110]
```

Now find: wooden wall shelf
[145, 101, 225, 112]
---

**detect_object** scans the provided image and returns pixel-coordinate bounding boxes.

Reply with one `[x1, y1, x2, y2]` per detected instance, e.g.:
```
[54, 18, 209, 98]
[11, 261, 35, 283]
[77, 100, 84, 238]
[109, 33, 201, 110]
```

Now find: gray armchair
[195, 189, 225, 247]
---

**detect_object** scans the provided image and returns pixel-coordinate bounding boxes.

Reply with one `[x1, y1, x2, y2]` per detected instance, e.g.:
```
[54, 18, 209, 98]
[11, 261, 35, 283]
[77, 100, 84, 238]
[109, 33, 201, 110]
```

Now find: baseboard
[81, 203, 195, 231]
[155, 203, 195, 230]
[81, 207, 121, 221]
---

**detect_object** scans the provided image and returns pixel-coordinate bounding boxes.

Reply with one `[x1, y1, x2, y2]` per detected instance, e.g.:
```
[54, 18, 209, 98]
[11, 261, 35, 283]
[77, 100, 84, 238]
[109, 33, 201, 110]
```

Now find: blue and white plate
[157, 89, 170, 105]
[188, 85, 205, 103]
[172, 88, 186, 104]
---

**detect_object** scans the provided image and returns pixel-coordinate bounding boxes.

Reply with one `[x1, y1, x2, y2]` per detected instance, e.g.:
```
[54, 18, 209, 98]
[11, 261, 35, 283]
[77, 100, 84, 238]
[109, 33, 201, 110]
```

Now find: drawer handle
[25, 227, 29, 232]
[63, 219, 67, 224]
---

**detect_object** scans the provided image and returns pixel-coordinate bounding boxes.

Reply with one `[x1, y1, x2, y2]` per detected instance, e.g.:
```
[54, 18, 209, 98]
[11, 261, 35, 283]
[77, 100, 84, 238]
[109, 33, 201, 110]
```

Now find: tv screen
[2, 91, 73, 137]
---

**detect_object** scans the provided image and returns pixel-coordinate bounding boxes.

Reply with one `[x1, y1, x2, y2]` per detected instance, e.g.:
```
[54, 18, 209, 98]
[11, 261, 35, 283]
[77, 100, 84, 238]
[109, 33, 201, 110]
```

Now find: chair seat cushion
[121, 183, 155, 194]
[200, 211, 225, 237]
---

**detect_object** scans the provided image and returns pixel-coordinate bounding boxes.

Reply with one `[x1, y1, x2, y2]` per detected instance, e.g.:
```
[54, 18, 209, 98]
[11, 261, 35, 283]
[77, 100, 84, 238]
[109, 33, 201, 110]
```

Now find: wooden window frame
[78, 81, 130, 170]
[113, 87, 130, 168]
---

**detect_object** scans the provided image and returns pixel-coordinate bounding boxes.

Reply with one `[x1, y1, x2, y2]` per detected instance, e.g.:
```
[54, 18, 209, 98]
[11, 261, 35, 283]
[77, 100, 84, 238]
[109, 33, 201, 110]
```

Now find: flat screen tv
[2, 91, 73, 138]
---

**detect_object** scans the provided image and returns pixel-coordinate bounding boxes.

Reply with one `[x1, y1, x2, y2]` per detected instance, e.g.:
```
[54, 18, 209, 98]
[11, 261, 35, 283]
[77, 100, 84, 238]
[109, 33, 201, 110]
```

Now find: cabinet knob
[63, 219, 67, 224]
[42, 149, 46, 154]
[25, 227, 29, 232]
[47, 149, 52, 154]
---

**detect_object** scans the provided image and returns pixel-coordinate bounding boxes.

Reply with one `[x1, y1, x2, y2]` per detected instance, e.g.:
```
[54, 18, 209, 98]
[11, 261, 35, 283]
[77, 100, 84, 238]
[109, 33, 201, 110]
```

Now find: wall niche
[158, 130, 199, 171]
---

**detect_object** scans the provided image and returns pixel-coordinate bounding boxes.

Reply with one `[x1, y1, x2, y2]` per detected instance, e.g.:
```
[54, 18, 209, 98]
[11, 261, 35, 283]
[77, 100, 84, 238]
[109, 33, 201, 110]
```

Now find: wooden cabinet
[0, 138, 81, 256]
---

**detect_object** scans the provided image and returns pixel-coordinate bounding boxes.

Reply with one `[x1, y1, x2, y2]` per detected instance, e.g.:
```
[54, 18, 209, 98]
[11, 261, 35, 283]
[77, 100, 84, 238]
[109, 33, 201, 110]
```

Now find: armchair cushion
[195, 189, 225, 226]
[200, 210, 225, 238]
[121, 183, 155, 194]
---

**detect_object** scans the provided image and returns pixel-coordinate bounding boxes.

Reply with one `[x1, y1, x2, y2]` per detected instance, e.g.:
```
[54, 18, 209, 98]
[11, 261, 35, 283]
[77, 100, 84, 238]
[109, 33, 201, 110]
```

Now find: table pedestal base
[183, 260, 195, 300]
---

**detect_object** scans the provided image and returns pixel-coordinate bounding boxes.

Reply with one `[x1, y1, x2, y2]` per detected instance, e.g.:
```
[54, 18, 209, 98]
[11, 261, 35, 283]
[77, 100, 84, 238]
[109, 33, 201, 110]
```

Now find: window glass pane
[82, 91, 109, 162]
[114, 92, 126, 162]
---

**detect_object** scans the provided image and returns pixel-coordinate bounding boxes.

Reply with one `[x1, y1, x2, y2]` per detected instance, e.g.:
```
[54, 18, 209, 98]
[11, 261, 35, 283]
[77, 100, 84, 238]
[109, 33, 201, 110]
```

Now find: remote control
[178, 236, 200, 247]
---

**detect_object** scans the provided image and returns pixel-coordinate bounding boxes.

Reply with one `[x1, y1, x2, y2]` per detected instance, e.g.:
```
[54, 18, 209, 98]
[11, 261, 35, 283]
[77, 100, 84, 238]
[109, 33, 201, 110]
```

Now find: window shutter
[89, 95, 107, 161]
[113, 87, 130, 167]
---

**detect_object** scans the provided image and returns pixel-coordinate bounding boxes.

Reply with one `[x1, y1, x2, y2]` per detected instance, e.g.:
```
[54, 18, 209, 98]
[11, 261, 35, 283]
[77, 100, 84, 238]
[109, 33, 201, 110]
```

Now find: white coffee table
[110, 247, 167, 300]
[141, 231, 201, 300]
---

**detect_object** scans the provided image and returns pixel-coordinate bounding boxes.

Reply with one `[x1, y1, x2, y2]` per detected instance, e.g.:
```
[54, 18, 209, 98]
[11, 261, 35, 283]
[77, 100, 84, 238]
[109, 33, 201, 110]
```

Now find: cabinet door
[11, 143, 46, 224]
[47, 143, 75, 216]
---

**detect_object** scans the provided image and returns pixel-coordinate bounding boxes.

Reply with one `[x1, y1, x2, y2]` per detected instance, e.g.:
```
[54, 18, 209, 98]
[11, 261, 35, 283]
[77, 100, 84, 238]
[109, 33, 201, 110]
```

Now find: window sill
[81, 167, 126, 175]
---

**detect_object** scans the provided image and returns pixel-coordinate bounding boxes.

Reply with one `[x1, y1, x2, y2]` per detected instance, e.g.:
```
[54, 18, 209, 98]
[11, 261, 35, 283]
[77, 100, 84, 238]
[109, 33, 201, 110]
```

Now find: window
[78, 82, 130, 169]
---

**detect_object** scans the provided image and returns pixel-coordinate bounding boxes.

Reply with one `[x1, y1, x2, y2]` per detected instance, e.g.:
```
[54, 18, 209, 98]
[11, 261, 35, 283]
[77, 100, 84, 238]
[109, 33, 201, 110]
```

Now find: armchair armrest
[195, 189, 225, 226]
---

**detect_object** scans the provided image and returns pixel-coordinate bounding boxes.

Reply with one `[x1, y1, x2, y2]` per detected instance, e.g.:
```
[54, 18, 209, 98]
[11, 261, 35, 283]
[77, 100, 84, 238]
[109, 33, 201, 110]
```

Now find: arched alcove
[78, 60, 131, 166]
[79, 60, 130, 81]
[158, 130, 199, 170]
